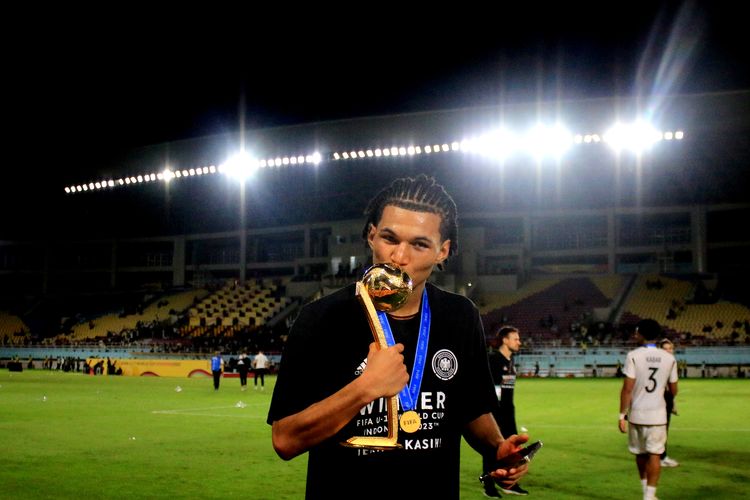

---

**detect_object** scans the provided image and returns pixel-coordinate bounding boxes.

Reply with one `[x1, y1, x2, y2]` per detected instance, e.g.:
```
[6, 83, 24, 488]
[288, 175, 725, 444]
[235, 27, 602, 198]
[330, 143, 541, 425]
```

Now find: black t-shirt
[268, 283, 497, 499]
[487, 350, 503, 385]
[237, 357, 248, 373]
[498, 353, 516, 409]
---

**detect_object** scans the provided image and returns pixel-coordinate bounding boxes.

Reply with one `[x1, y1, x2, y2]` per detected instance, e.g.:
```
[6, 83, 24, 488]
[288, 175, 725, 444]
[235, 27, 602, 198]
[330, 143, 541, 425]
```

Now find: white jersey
[253, 353, 269, 370]
[623, 344, 678, 425]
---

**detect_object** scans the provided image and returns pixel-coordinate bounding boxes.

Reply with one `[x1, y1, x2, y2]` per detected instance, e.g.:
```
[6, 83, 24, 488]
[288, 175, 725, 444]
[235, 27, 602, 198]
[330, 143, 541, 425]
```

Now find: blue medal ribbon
[376, 287, 431, 413]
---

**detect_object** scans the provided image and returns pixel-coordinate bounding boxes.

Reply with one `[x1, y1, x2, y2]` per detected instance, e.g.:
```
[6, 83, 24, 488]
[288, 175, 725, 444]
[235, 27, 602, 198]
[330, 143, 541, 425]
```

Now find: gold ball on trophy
[361, 264, 413, 312]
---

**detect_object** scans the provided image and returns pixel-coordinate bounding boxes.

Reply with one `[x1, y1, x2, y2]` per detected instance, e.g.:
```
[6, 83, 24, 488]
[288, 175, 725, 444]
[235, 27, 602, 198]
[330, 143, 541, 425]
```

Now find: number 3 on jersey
[646, 367, 659, 392]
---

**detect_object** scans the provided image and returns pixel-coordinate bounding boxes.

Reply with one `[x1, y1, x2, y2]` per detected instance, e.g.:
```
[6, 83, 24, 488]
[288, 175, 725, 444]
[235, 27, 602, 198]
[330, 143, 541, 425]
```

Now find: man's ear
[367, 223, 377, 249]
[436, 239, 450, 263]
[434, 239, 450, 271]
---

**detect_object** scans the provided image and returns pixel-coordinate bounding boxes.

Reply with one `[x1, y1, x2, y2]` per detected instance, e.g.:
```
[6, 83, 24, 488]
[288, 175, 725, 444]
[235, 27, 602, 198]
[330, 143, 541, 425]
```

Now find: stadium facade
[1, 91, 750, 373]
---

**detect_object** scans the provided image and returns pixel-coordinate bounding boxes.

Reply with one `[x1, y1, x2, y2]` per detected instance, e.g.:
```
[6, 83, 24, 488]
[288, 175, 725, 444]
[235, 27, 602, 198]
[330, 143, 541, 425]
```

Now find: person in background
[237, 351, 249, 391]
[253, 350, 269, 391]
[619, 319, 678, 500]
[483, 326, 529, 497]
[211, 351, 224, 391]
[658, 338, 679, 468]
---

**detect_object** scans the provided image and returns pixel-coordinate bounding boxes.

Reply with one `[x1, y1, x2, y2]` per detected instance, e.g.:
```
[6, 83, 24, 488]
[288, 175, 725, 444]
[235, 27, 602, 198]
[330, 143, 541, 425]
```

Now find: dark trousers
[239, 369, 248, 386]
[661, 393, 674, 458]
[212, 370, 221, 390]
[254, 368, 266, 386]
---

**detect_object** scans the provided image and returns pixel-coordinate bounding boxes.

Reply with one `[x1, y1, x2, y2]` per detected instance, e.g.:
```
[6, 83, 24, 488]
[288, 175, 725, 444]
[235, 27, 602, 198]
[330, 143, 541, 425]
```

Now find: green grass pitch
[1, 370, 748, 499]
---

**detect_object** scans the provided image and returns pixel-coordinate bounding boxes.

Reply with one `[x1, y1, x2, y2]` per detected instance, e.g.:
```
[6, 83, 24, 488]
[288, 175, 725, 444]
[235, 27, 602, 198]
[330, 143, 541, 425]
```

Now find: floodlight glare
[161, 169, 175, 183]
[604, 122, 662, 154]
[471, 129, 517, 161]
[523, 124, 573, 159]
[221, 151, 259, 182]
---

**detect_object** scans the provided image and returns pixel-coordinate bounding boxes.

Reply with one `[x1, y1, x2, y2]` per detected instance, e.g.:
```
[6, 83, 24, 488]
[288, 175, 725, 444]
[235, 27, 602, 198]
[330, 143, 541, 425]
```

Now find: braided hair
[362, 174, 458, 268]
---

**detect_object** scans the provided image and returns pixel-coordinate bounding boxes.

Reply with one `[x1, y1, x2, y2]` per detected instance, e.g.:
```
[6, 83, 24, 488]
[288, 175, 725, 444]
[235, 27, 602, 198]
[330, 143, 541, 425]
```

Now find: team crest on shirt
[432, 349, 458, 380]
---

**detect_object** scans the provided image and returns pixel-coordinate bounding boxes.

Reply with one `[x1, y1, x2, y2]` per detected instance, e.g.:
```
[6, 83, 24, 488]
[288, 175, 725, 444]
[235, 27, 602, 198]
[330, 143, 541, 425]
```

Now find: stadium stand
[182, 280, 294, 336]
[57, 288, 210, 343]
[620, 274, 750, 345]
[0, 311, 30, 345]
[482, 276, 615, 345]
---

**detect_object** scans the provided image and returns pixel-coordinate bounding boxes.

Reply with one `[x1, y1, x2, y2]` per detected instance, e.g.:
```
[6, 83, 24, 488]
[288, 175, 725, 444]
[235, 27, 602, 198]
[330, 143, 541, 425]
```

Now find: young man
[619, 319, 678, 500]
[211, 351, 224, 391]
[658, 338, 679, 467]
[483, 326, 529, 497]
[252, 350, 269, 390]
[268, 175, 529, 499]
[237, 351, 249, 391]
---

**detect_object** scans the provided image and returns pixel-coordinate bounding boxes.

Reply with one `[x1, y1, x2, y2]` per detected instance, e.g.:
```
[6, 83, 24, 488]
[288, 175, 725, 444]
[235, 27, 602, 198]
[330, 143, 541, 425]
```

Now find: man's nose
[391, 242, 410, 267]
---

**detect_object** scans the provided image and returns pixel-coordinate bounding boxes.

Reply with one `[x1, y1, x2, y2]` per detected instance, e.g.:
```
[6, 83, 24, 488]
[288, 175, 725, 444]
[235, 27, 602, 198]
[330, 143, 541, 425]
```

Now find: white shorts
[628, 423, 667, 455]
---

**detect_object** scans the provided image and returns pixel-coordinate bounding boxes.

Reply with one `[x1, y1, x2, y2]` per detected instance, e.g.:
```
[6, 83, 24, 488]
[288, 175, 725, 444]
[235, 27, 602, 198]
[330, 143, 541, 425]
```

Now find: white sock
[641, 479, 647, 495]
[645, 485, 657, 500]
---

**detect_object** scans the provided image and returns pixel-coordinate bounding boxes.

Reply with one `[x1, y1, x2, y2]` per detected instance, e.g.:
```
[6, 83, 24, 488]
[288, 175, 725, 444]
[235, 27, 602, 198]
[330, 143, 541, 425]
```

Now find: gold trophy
[342, 263, 413, 450]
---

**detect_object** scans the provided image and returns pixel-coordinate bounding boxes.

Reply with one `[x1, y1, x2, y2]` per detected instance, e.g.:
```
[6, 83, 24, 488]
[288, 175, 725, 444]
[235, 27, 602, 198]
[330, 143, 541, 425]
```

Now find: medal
[400, 410, 421, 433]
[378, 288, 431, 436]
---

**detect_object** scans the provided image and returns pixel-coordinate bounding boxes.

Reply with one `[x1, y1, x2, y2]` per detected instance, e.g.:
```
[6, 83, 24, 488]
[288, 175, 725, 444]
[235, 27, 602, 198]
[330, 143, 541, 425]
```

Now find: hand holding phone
[479, 440, 543, 484]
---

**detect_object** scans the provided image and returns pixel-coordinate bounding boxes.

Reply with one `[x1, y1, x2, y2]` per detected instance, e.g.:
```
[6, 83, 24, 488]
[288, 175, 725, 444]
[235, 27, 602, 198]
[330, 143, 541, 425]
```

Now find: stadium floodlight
[221, 151, 259, 182]
[604, 121, 663, 154]
[62, 121, 686, 195]
[468, 128, 518, 161]
[161, 169, 176, 183]
[523, 124, 574, 160]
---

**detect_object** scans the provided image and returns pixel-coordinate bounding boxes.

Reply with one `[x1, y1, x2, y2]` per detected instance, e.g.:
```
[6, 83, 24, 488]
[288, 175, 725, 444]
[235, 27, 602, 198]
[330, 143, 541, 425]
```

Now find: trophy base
[341, 436, 402, 450]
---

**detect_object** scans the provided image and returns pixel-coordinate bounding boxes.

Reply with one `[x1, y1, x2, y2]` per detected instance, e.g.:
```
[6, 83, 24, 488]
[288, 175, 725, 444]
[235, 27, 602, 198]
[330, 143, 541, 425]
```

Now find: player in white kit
[619, 319, 678, 500]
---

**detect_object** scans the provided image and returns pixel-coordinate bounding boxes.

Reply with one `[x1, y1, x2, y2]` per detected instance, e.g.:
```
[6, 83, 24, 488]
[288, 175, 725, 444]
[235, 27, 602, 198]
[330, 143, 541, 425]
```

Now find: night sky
[4, 2, 749, 235]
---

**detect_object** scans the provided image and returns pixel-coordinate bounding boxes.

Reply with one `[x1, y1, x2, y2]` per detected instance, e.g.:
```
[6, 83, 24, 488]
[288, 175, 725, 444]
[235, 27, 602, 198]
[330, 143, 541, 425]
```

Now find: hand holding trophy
[342, 263, 413, 450]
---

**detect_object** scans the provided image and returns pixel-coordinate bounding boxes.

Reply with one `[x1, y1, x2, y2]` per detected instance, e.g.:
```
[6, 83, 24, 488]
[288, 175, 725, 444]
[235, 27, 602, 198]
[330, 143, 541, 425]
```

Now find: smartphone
[479, 441, 543, 484]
